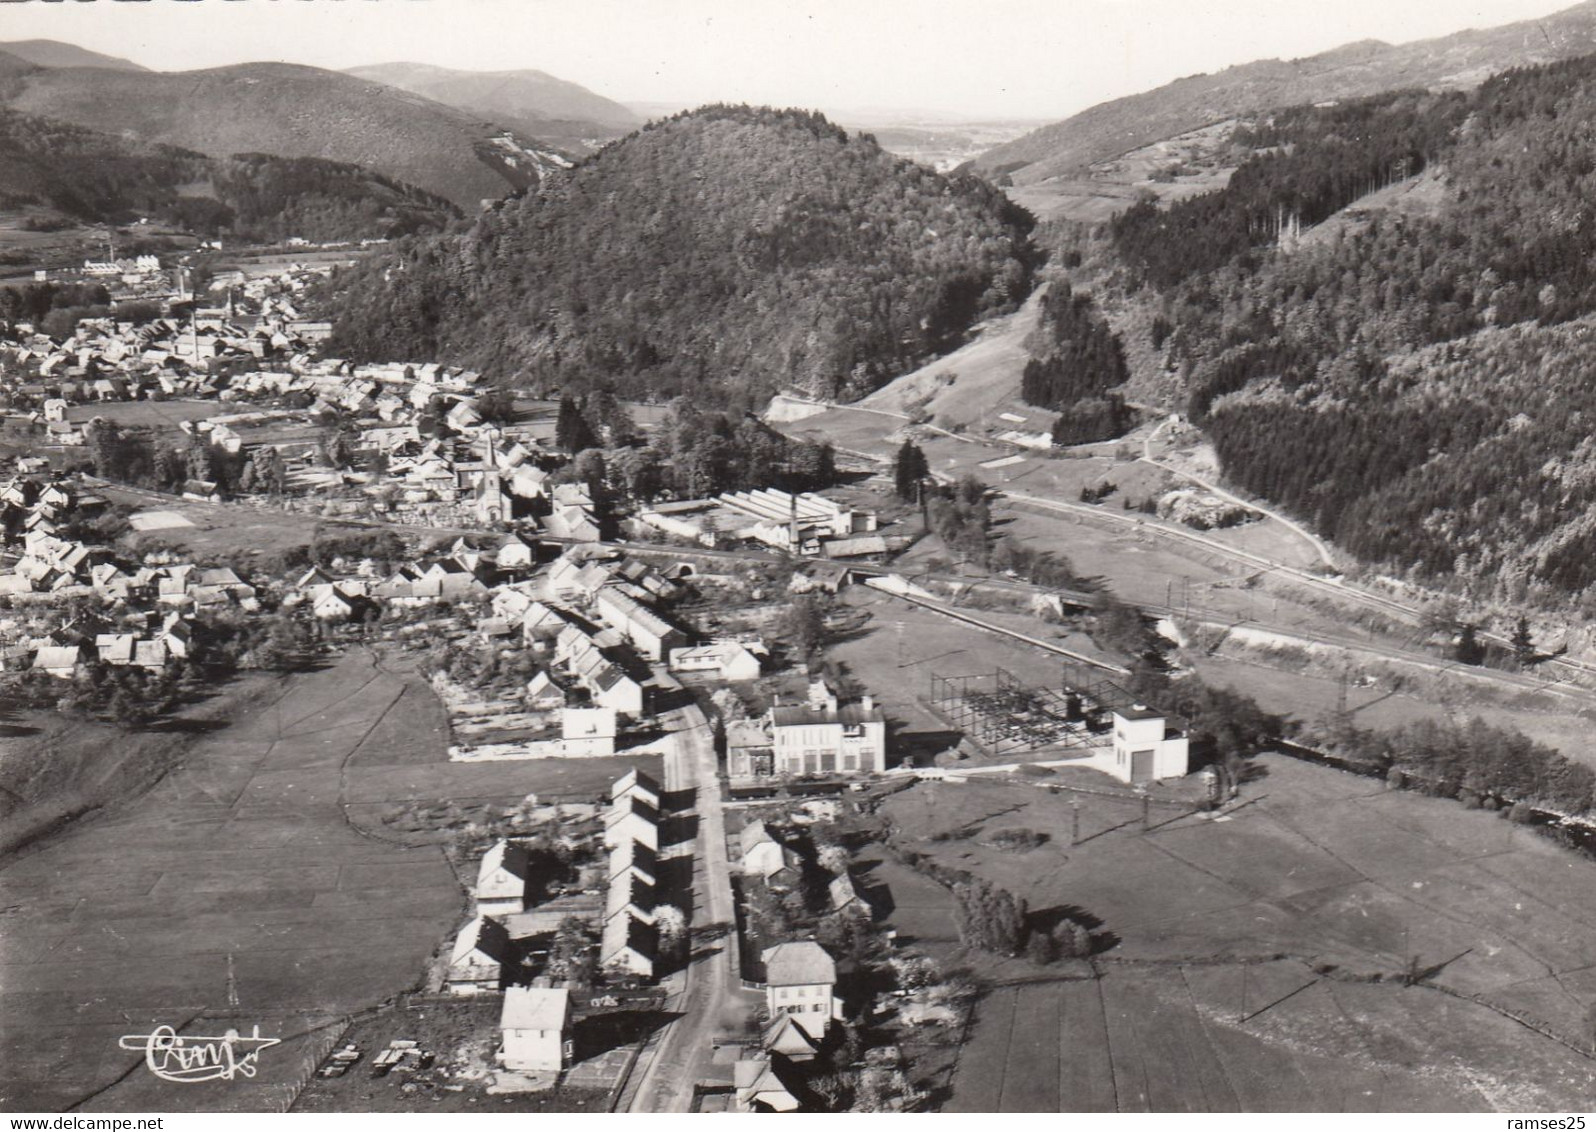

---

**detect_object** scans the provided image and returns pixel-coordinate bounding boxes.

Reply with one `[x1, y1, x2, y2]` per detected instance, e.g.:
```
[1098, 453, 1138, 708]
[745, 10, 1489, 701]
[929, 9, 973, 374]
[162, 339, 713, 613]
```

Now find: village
[0, 258, 1212, 1113]
[7, 207, 1596, 1123]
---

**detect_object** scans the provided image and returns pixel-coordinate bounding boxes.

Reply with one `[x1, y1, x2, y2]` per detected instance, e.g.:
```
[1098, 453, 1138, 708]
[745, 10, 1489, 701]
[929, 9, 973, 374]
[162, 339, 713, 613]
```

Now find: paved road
[626, 702, 742, 1112]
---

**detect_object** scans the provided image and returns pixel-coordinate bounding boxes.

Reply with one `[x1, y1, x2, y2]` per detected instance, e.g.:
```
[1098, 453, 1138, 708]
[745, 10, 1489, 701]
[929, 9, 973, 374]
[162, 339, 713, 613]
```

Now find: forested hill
[323, 105, 1040, 407]
[1109, 53, 1596, 606]
[0, 107, 461, 241]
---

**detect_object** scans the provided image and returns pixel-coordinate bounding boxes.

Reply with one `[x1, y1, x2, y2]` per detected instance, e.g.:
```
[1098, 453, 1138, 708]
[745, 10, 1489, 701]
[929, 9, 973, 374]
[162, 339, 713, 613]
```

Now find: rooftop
[500, 986, 571, 1031]
[762, 940, 837, 986]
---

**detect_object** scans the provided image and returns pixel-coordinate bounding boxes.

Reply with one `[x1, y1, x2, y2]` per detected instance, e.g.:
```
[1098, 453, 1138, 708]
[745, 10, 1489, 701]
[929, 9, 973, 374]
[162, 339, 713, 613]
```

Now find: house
[521, 600, 574, 643]
[497, 531, 539, 571]
[603, 795, 659, 852]
[95, 633, 137, 666]
[32, 644, 81, 678]
[610, 766, 661, 810]
[600, 912, 656, 979]
[604, 872, 656, 925]
[739, 820, 789, 881]
[1108, 705, 1190, 785]
[668, 640, 764, 681]
[544, 556, 598, 602]
[447, 915, 512, 995]
[509, 464, 550, 500]
[734, 1051, 804, 1112]
[828, 873, 868, 916]
[498, 987, 572, 1074]
[768, 678, 887, 776]
[311, 586, 356, 621]
[763, 1013, 819, 1062]
[607, 838, 657, 887]
[543, 504, 600, 542]
[726, 720, 775, 779]
[491, 584, 537, 622]
[157, 613, 193, 659]
[561, 706, 618, 757]
[593, 588, 687, 662]
[526, 669, 566, 709]
[588, 661, 645, 717]
[761, 941, 842, 1038]
[477, 840, 532, 916]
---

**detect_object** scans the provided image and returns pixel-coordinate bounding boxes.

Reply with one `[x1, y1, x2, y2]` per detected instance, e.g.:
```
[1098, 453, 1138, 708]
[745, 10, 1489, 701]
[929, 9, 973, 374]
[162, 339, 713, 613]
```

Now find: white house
[603, 795, 659, 852]
[499, 986, 572, 1073]
[32, 645, 81, 678]
[477, 840, 531, 916]
[739, 820, 790, 881]
[668, 640, 764, 682]
[562, 706, 618, 757]
[592, 587, 687, 662]
[762, 941, 842, 1038]
[610, 767, 661, 810]
[600, 912, 656, 980]
[607, 838, 657, 887]
[1108, 705, 1190, 785]
[447, 916, 512, 995]
[497, 531, 539, 571]
[769, 678, 887, 776]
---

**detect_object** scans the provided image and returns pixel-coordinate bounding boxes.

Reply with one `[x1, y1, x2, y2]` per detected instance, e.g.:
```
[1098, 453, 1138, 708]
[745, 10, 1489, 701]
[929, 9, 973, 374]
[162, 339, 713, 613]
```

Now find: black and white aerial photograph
[3, 0, 1596, 1120]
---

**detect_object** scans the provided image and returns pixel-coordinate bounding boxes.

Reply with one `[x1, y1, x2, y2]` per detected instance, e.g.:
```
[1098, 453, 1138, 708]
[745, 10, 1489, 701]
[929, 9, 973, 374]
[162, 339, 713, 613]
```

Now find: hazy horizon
[0, 0, 1583, 121]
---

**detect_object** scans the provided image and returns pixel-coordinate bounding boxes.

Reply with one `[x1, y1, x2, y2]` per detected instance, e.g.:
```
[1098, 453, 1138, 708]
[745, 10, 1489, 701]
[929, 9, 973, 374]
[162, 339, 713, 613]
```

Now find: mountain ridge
[0, 57, 567, 209]
[974, 0, 1596, 184]
[0, 104, 461, 242]
[344, 60, 639, 149]
[0, 39, 146, 72]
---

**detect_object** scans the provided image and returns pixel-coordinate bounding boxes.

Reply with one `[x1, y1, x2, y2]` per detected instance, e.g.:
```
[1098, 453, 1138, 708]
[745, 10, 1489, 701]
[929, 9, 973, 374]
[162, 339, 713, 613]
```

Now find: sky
[0, 0, 1584, 120]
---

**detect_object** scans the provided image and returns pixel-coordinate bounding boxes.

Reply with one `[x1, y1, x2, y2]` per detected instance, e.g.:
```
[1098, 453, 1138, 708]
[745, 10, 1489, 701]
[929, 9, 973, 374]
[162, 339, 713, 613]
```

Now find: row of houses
[600, 769, 662, 980]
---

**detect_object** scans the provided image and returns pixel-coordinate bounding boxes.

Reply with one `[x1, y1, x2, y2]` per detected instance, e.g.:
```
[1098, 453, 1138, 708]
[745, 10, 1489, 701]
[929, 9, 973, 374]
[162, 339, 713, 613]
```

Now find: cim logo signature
[117, 1025, 281, 1084]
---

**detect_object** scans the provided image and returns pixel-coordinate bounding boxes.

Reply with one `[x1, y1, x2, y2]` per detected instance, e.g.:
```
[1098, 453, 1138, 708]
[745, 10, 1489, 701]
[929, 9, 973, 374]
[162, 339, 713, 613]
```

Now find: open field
[945, 966, 1567, 1112]
[97, 484, 357, 559]
[0, 647, 654, 1112]
[876, 756, 1596, 1111]
[64, 400, 228, 429]
[0, 670, 287, 856]
[856, 288, 1047, 431]
[1000, 119, 1240, 225]
[1193, 652, 1596, 761]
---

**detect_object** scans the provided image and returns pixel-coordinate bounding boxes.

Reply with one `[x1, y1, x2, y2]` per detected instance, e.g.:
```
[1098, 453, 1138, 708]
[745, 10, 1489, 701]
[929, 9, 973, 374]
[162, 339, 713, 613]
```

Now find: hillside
[0, 39, 145, 72]
[345, 61, 638, 151]
[1090, 54, 1596, 606]
[323, 105, 1041, 407]
[974, 0, 1596, 185]
[0, 107, 460, 241]
[0, 60, 565, 210]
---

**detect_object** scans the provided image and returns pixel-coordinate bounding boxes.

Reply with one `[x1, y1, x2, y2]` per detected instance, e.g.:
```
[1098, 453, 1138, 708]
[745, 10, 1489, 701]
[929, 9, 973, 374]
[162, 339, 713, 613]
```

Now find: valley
[11, 0, 1596, 1116]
